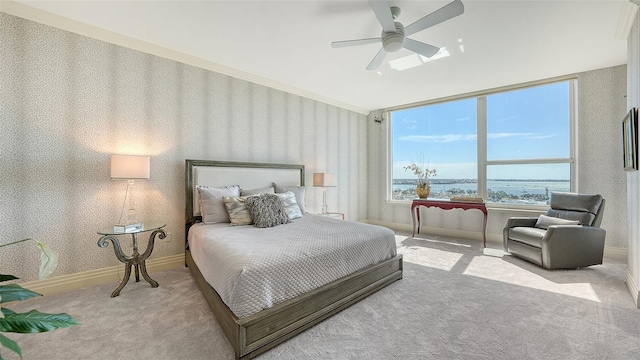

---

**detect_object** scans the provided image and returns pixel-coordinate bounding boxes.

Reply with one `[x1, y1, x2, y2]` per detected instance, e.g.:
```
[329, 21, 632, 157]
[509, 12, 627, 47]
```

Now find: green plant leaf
[0, 333, 21, 359]
[0, 309, 79, 333]
[0, 285, 41, 303]
[0, 275, 18, 284]
[35, 242, 58, 281]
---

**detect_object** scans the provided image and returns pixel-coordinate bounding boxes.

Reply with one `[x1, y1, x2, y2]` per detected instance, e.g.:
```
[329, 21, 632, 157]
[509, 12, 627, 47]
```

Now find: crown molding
[0, 0, 370, 116]
[616, 0, 639, 39]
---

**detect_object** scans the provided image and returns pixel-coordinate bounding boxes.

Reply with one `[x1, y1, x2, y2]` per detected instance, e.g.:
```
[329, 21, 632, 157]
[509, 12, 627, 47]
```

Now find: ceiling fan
[331, 0, 464, 70]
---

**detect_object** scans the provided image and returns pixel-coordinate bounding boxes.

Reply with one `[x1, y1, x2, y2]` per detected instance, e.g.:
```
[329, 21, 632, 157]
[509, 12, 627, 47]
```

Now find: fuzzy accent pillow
[245, 193, 291, 228]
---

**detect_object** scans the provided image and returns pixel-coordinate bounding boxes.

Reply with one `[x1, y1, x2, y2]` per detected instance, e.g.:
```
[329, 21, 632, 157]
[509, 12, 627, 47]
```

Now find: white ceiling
[7, 0, 630, 113]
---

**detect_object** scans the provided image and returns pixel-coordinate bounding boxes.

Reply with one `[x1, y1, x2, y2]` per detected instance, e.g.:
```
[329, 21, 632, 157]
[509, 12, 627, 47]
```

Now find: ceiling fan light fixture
[382, 33, 404, 52]
[331, 0, 465, 69]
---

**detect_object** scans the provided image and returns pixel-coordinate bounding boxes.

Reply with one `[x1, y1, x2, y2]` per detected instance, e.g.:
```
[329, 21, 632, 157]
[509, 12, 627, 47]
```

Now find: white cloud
[401, 117, 417, 130]
[492, 115, 518, 123]
[526, 134, 557, 139]
[487, 132, 534, 139]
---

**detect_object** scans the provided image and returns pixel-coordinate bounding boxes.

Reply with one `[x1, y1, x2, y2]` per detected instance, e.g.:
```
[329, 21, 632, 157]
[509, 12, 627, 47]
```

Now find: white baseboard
[364, 219, 503, 244]
[625, 268, 640, 308]
[21, 254, 185, 296]
[365, 219, 629, 260]
[604, 247, 628, 260]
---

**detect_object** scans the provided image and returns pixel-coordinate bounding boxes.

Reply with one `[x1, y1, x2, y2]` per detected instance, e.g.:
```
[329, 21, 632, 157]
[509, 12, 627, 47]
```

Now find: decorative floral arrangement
[0, 238, 78, 359]
[404, 156, 437, 189]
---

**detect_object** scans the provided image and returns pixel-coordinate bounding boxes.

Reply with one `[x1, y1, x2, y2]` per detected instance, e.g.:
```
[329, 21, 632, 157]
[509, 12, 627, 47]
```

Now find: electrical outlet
[163, 232, 172, 243]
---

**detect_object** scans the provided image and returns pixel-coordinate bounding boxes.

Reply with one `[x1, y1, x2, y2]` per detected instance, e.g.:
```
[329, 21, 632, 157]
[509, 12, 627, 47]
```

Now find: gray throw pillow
[197, 185, 240, 224]
[274, 183, 306, 213]
[245, 193, 291, 228]
[534, 214, 580, 229]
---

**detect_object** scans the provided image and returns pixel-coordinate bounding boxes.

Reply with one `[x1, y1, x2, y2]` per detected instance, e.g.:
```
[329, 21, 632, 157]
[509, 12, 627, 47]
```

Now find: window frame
[386, 76, 577, 210]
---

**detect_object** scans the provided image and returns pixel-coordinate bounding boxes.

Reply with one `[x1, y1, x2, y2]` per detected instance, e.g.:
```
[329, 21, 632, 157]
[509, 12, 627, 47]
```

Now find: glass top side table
[97, 223, 166, 297]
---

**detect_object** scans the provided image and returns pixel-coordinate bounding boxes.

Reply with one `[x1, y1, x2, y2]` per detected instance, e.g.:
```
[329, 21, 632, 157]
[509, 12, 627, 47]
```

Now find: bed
[185, 160, 403, 359]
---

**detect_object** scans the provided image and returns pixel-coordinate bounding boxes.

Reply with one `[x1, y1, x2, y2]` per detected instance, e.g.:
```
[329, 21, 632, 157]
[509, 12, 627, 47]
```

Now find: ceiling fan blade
[369, 0, 396, 33]
[404, 0, 464, 36]
[366, 48, 387, 70]
[403, 38, 440, 58]
[331, 37, 382, 48]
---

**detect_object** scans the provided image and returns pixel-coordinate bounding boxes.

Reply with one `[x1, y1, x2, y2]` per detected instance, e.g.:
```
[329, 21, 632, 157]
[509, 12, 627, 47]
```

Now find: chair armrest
[543, 225, 606, 243]
[503, 217, 539, 252]
[505, 217, 539, 229]
[541, 225, 606, 269]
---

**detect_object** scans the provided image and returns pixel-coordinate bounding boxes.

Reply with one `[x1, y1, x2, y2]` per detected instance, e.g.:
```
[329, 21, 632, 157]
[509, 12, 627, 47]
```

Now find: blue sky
[392, 82, 571, 180]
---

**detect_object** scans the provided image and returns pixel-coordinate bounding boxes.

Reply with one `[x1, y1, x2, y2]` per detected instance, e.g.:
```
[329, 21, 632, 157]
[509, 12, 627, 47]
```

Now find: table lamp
[111, 154, 150, 233]
[313, 172, 337, 214]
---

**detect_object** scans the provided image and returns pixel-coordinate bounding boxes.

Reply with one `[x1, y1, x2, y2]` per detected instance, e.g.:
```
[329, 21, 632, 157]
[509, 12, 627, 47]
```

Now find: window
[392, 98, 477, 201]
[390, 80, 573, 206]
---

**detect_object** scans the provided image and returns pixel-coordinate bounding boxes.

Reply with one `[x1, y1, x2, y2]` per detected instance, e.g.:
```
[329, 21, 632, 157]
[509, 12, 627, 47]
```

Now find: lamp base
[119, 179, 141, 227]
[321, 188, 329, 214]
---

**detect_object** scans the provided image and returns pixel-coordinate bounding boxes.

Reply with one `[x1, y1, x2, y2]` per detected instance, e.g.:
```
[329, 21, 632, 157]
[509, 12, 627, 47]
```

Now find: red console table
[411, 199, 488, 247]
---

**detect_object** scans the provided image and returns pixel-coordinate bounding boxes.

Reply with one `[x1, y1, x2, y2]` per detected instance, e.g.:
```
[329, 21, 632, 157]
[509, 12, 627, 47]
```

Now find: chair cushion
[509, 227, 548, 248]
[549, 192, 603, 214]
[547, 192, 603, 226]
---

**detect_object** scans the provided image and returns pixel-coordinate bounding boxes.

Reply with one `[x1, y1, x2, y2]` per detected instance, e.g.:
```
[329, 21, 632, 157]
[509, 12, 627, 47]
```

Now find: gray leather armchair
[503, 192, 606, 269]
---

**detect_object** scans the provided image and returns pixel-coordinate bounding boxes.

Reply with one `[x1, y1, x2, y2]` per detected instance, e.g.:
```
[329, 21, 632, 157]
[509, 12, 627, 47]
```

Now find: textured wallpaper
[577, 65, 628, 249]
[367, 65, 628, 249]
[0, 13, 368, 281]
[627, 14, 640, 291]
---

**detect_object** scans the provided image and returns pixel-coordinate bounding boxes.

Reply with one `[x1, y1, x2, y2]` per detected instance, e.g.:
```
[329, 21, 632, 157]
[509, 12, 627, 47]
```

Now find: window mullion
[570, 80, 577, 192]
[386, 111, 393, 201]
[477, 96, 487, 201]
[486, 158, 572, 165]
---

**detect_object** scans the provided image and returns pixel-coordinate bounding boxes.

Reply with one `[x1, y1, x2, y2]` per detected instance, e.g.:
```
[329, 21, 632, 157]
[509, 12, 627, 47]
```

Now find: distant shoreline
[392, 178, 570, 203]
[393, 179, 570, 185]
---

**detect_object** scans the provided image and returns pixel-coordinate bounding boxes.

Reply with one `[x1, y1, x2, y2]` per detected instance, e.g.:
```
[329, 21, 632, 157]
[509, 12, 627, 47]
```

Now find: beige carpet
[5, 232, 640, 360]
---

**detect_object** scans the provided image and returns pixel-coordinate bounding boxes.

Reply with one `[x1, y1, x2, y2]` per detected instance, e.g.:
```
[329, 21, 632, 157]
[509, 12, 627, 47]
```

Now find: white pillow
[197, 185, 239, 224]
[240, 186, 275, 196]
[274, 183, 306, 213]
[275, 191, 303, 220]
[534, 214, 580, 229]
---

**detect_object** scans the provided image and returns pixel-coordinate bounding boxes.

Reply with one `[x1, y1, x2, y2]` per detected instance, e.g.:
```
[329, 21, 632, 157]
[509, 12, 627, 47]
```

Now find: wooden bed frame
[185, 160, 403, 360]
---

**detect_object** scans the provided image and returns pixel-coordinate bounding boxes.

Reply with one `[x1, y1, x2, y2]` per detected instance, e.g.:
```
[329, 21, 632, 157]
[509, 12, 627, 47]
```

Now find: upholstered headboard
[185, 160, 305, 241]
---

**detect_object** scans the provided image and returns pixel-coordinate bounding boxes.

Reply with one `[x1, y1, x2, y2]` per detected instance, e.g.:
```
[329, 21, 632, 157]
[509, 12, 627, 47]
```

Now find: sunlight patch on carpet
[462, 256, 601, 302]
[398, 246, 464, 271]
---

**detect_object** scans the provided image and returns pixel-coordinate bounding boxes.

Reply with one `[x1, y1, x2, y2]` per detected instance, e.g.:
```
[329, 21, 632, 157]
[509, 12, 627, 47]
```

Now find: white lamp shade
[313, 173, 337, 187]
[110, 155, 150, 179]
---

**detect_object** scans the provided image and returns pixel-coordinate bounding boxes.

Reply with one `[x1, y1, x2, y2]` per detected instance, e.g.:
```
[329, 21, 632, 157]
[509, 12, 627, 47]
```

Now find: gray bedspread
[188, 214, 397, 318]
